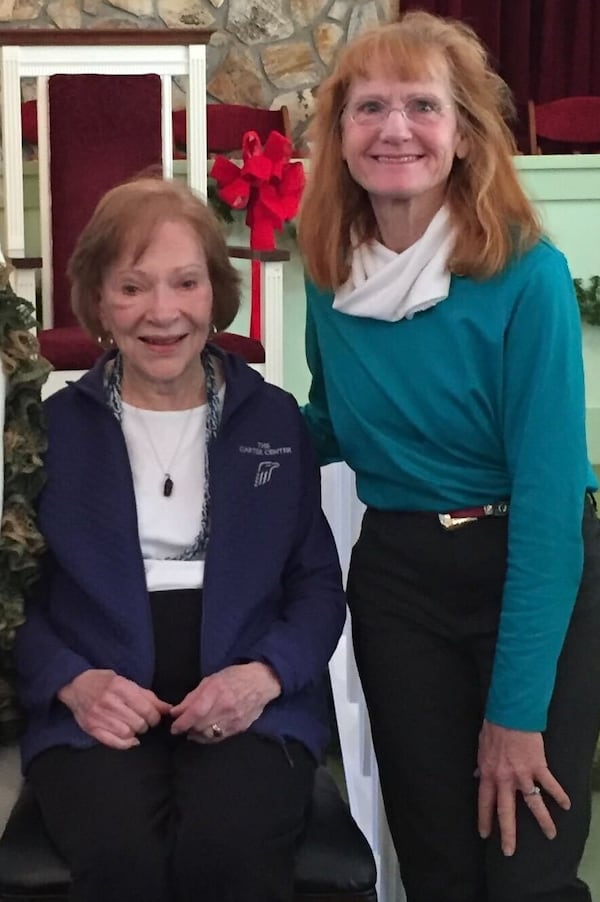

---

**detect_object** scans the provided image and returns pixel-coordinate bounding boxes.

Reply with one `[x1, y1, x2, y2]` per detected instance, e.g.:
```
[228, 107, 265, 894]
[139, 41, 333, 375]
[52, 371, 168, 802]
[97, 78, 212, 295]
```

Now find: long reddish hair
[298, 11, 541, 289]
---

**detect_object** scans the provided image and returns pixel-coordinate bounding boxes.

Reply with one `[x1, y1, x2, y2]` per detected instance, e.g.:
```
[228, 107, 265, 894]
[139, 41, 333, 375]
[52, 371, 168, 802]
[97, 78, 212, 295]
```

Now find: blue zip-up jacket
[16, 346, 346, 771]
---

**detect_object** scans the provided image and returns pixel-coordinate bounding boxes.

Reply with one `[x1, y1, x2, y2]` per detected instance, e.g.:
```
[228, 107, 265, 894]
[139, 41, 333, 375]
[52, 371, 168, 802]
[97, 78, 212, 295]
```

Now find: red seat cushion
[39, 326, 265, 370]
[39, 326, 102, 370]
[211, 332, 265, 363]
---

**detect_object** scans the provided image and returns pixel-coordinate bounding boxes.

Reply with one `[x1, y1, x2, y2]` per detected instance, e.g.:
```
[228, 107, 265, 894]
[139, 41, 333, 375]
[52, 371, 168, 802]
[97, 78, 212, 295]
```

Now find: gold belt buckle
[438, 513, 478, 530]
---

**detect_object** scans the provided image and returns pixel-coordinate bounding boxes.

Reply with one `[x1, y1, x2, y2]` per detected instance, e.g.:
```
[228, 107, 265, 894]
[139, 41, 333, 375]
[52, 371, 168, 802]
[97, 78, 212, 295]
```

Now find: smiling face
[99, 219, 213, 409]
[341, 72, 468, 229]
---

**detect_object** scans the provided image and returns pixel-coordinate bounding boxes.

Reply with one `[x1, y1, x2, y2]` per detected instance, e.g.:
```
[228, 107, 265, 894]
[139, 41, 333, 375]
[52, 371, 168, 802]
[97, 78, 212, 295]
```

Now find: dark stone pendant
[163, 475, 174, 498]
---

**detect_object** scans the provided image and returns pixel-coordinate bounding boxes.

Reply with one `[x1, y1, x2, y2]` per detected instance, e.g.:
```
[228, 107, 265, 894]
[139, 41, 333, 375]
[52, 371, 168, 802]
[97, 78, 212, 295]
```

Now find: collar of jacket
[38, 343, 267, 623]
[71, 341, 265, 426]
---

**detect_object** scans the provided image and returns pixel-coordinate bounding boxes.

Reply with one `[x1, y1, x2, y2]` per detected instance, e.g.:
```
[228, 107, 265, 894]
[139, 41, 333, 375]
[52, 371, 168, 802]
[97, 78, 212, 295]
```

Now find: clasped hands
[477, 719, 571, 857]
[58, 663, 282, 750]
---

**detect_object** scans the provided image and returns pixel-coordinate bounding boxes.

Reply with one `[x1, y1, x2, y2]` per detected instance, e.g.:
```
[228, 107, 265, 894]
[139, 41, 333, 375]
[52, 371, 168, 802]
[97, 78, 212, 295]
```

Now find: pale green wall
[515, 155, 600, 464]
[515, 155, 600, 279]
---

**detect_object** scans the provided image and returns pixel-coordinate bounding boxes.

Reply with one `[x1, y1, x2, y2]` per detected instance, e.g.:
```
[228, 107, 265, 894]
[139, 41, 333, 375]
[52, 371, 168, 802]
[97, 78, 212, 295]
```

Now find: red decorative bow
[211, 130, 304, 340]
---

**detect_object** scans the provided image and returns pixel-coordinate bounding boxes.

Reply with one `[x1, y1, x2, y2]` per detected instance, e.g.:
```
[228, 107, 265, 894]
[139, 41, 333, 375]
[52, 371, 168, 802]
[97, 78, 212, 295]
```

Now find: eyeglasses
[347, 97, 453, 128]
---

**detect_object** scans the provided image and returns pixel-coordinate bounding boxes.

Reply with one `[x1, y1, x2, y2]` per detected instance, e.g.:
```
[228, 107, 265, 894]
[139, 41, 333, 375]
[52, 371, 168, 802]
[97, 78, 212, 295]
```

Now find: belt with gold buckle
[438, 501, 509, 530]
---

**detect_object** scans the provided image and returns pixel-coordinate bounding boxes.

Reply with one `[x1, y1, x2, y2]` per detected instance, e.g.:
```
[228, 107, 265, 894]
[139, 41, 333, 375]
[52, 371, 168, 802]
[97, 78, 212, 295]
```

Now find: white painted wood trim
[3, 44, 192, 77]
[160, 76, 174, 181]
[37, 77, 53, 328]
[262, 260, 284, 387]
[187, 44, 207, 199]
[0, 46, 26, 259]
[11, 268, 37, 309]
[322, 462, 406, 901]
[0, 36, 209, 331]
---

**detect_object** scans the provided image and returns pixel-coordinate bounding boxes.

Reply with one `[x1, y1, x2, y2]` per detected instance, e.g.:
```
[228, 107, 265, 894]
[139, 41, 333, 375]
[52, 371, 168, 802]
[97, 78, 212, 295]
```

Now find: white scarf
[333, 205, 454, 322]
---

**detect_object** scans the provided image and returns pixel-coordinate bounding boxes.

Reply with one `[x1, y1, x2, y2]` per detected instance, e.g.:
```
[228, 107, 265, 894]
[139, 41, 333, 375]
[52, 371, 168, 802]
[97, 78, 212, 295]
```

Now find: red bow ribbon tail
[213, 131, 306, 343]
[247, 188, 281, 341]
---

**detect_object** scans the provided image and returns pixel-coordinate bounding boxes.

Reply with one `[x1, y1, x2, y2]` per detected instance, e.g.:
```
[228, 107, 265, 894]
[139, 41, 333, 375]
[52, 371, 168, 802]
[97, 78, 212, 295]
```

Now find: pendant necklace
[106, 350, 221, 549]
[134, 404, 197, 498]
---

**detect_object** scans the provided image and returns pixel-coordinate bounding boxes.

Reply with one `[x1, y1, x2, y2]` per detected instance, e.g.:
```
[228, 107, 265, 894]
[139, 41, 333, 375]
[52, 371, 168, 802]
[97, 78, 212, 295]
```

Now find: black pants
[348, 499, 600, 902]
[27, 590, 316, 902]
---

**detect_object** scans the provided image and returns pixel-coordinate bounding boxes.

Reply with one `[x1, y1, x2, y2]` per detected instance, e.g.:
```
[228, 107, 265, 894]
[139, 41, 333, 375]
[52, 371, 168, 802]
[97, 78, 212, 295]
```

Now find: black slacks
[27, 589, 316, 902]
[348, 498, 600, 902]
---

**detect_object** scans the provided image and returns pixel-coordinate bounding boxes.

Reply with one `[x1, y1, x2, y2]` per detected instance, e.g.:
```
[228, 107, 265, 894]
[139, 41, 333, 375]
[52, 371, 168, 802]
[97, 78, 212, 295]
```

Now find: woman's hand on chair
[58, 669, 172, 749]
[170, 662, 282, 742]
[477, 719, 571, 856]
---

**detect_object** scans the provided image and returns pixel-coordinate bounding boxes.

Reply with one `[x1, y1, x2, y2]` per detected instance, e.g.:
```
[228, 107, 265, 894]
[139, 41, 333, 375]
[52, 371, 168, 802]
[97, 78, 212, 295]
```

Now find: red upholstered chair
[1, 31, 212, 395]
[173, 101, 292, 157]
[528, 96, 600, 154]
[15, 83, 273, 386]
[31, 74, 267, 385]
[39, 74, 163, 364]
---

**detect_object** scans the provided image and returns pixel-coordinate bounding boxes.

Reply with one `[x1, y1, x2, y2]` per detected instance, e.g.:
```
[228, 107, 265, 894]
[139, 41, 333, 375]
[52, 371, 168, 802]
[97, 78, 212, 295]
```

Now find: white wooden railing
[322, 462, 406, 902]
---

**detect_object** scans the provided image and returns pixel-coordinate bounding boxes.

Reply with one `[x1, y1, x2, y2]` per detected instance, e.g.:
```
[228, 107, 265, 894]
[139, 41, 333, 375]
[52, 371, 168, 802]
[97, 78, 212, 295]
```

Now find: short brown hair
[299, 11, 541, 288]
[69, 176, 240, 340]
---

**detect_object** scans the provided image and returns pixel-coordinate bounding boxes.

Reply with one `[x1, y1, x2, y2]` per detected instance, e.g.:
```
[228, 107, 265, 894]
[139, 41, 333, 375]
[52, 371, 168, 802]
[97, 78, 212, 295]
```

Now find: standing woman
[298, 11, 600, 902]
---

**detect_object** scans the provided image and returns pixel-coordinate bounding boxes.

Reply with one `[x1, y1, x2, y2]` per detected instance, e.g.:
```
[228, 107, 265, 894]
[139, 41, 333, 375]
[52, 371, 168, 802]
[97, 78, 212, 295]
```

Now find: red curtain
[399, 1, 600, 150]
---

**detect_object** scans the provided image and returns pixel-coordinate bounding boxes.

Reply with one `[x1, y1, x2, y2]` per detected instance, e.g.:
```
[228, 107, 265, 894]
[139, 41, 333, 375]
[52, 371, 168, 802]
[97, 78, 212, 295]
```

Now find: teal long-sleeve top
[304, 238, 597, 732]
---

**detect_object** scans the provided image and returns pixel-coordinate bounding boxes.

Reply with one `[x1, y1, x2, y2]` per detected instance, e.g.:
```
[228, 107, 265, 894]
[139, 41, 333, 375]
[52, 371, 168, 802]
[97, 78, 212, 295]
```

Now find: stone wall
[0, 0, 397, 148]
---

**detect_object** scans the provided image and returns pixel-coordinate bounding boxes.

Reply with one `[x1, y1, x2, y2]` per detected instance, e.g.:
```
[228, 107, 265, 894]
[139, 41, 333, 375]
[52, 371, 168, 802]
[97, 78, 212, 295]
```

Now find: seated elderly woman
[15, 177, 346, 902]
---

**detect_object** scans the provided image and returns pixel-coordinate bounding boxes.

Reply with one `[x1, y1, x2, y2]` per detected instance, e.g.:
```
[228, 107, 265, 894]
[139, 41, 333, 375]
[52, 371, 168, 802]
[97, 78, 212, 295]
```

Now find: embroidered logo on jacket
[254, 461, 280, 487]
[239, 441, 292, 457]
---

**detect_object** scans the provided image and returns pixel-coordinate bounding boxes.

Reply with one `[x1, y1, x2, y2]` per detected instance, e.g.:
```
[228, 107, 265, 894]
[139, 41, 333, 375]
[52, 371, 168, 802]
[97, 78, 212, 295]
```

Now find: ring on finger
[523, 785, 541, 798]
[210, 723, 223, 739]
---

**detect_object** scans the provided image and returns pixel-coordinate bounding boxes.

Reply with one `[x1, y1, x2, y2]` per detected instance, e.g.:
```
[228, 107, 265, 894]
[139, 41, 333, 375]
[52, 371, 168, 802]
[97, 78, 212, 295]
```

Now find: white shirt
[121, 400, 210, 592]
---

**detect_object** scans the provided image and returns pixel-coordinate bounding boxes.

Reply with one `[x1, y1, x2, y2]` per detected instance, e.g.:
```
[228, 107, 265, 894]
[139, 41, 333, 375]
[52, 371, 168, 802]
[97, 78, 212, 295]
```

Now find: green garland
[574, 276, 600, 327]
[207, 178, 234, 225]
[0, 267, 51, 743]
